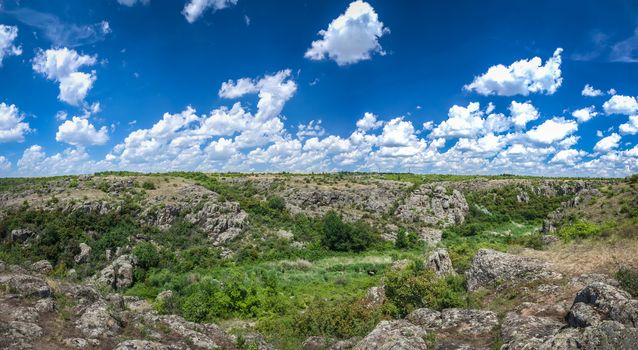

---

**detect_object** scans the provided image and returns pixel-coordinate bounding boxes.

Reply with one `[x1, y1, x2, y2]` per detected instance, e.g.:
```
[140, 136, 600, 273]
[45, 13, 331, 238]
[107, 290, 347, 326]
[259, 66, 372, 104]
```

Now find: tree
[321, 211, 376, 252]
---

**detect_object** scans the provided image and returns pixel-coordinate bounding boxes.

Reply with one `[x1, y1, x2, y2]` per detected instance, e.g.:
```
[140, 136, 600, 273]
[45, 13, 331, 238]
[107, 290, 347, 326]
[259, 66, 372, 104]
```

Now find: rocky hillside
[1, 172, 638, 349]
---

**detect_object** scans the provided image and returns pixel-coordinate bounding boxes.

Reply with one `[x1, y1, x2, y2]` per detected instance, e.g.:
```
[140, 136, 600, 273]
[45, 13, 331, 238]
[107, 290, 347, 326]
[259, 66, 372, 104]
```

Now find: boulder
[94, 254, 137, 290]
[0, 321, 43, 350]
[74, 243, 91, 264]
[438, 308, 499, 336]
[75, 301, 122, 338]
[136, 314, 237, 350]
[113, 340, 180, 350]
[500, 312, 563, 349]
[31, 260, 52, 274]
[465, 249, 562, 291]
[406, 308, 442, 329]
[539, 321, 638, 350]
[567, 282, 638, 328]
[354, 320, 428, 350]
[396, 184, 469, 228]
[11, 228, 35, 242]
[425, 248, 455, 277]
[363, 286, 385, 308]
[0, 273, 52, 298]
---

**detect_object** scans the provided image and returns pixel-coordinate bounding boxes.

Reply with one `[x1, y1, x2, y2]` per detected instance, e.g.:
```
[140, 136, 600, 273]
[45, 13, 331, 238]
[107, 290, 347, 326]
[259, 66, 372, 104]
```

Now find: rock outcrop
[465, 249, 562, 291]
[396, 184, 469, 228]
[425, 248, 455, 276]
[94, 254, 137, 290]
[353, 320, 428, 350]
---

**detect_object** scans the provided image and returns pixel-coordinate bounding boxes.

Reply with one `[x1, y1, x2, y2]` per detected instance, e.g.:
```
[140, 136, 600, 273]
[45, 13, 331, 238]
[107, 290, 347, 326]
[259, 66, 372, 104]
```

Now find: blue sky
[1, 0, 638, 176]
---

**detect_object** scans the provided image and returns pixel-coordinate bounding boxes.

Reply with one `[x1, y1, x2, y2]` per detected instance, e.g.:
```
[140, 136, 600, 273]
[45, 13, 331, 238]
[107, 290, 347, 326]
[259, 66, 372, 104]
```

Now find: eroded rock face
[0, 273, 52, 298]
[465, 249, 562, 291]
[353, 320, 428, 350]
[74, 243, 91, 264]
[185, 202, 247, 245]
[94, 254, 137, 290]
[396, 184, 469, 227]
[75, 301, 122, 338]
[500, 312, 563, 350]
[405, 308, 498, 349]
[566, 282, 638, 328]
[539, 320, 638, 350]
[425, 248, 455, 277]
[113, 339, 183, 350]
[31, 260, 52, 274]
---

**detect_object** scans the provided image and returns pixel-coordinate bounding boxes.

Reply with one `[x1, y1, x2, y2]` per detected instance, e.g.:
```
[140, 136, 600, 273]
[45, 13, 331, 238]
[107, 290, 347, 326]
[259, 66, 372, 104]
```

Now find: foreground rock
[353, 320, 428, 350]
[408, 308, 498, 349]
[465, 249, 562, 291]
[425, 248, 455, 277]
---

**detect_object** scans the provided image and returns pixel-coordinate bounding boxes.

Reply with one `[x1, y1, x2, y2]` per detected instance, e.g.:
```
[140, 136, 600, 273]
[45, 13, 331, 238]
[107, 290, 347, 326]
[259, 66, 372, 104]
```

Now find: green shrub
[384, 264, 466, 317]
[556, 220, 601, 240]
[321, 211, 377, 252]
[616, 267, 638, 297]
[133, 241, 160, 270]
[295, 297, 384, 339]
[142, 181, 156, 190]
[267, 196, 286, 211]
[394, 230, 419, 249]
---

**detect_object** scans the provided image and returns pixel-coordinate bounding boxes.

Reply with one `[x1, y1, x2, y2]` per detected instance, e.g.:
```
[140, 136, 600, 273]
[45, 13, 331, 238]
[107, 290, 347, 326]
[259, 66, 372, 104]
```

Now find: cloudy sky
[1, 0, 638, 177]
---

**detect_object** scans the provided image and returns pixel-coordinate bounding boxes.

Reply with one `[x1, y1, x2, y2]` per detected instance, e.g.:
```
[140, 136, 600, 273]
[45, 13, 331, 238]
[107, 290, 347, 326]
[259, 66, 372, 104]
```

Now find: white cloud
[526, 117, 577, 144]
[305, 0, 388, 66]
[509, 101, 539, 129]
[17, 145, 109, 176]
[464, 48, 563, 96]
[453, 133, 506, 157]
[356, 112, 382, 131]
[594, 133, 621, 152]
[619, 115, 638, 135]
[297, 120, 325, 139]
[550, 149, 586, 165]
[117, 0, 150, 6]
[581, 84, 603, 97]
[0, 24, 21, 66]
[32, 48, 97, 106]
[430, 102, 485, 139]
[183, 0, 238, 23]
[571, 106, 598, 123]
[0, 102, 31, 143]
[0, 156, 10, 172]
[603, 95, 638, 115]
[56, 116, 109, 146]
[484, 113, 512, 133]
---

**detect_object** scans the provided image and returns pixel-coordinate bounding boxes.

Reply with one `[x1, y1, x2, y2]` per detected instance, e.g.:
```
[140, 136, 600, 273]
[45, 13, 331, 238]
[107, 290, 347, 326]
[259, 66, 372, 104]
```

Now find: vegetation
[617, 267, 638, 298]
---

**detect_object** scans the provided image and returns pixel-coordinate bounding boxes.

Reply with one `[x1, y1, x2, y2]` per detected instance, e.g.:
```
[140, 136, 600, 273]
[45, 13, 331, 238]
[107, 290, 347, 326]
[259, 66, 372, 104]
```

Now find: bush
[267, 196, 286, 211]
[556, 220, 602, 240]
[616, 267, 638, 297]
[142, 181, 156, 190]
[384, 264, 466, 317]
[321, 211, 377, 252]
[295, 297, 384, 339]
[133, 241, 160, 270]
[395, 230, 419, 249]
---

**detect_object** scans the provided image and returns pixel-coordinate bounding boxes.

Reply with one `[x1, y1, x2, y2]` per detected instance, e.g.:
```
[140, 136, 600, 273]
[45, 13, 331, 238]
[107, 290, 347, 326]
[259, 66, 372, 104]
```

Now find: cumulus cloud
[297, 120, 325, 139]
[56, 116, 109, 146]
[0, 155, 10, 172]
[594, 133, 621, 152]
[582, 84, 604, 97]
[464, 48, 563, 96]
[17, 144, 109, 176]
[110, 69, 297, 170]
[619, 115, 638, 135]
[183, 0, 238, 23]
[429, 102, 485, 139]
[33, 48, 97, 106]
[356, 112, 383, 131]
[525, 117, 577, 144]
[603, 95, 638, 115]
[509, 101, 539, 129]
[305, 0, 388, 66]
[0, 102, 31, 143]
[550, 149, 586, 165]
[0, 24, 21, 66]
[571, 106, 598, 123]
